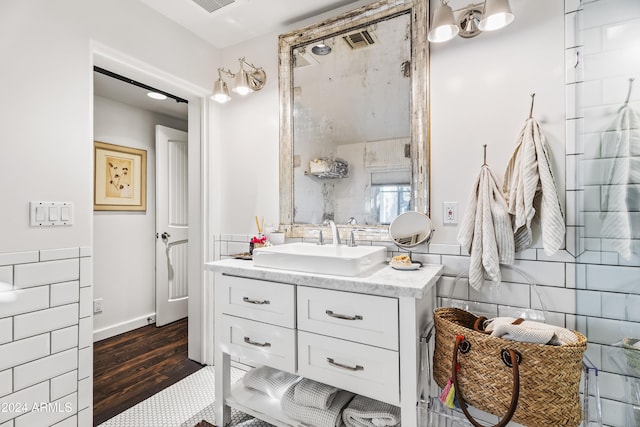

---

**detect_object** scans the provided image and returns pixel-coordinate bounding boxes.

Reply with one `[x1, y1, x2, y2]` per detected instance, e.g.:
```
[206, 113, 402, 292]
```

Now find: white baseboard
[93, 313, 156, 342]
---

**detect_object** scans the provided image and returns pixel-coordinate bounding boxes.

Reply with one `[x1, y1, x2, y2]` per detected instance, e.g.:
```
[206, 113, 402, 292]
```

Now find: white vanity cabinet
[207, 259, 443, 427]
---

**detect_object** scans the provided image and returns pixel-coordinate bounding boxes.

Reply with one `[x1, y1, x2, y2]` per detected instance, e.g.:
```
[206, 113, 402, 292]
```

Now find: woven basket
[434, 307, 587, 427]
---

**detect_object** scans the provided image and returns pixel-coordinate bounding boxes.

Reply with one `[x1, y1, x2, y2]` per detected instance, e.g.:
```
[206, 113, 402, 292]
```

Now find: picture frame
[94, 141, 147, 211]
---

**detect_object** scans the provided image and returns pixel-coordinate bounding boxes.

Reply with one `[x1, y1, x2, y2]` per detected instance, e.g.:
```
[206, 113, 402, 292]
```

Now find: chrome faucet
[315, 229, 324, 245]
[322, 219, 341, 245]
[347, 229, 365, 247]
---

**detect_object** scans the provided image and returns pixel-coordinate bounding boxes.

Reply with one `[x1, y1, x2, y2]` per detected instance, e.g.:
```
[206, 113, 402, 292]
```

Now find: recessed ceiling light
[147, 92, 167, 100]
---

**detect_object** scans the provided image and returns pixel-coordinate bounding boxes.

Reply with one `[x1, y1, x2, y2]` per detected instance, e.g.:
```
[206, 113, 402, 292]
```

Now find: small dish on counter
[231, 252, 253, 260]
[391, 262, 421, 271]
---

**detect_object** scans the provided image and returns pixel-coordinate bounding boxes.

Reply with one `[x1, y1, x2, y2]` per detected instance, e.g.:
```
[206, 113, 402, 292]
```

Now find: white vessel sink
[252, 242, 386, 277]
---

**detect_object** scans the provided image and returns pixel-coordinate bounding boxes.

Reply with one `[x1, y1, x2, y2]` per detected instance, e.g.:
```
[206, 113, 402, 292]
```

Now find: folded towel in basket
[342, 395, 401, 427]
[294, 378, 339, 410]
[282, 382, 353, 427]
[242, 366, 300, 400]
[483, 317, 578, 346]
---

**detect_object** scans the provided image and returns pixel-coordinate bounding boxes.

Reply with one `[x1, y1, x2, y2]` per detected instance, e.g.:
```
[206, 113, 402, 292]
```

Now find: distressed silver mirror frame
[278, 0, 430, 239]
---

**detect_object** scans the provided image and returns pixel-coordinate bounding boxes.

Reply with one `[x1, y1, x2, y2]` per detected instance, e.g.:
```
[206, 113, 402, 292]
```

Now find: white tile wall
[0, 382, 49, 424]
[51, 326, 79, 354]
[50, 281, 79, 307]
[13, 348, 77, 391]
[13, 393, 77, 427]
[13, 259, 79, 289]
[39, 248, 80, 262]
[0, 369, 12, 397]
[50, 371, 77, 401]
[0, 334, 50, 372]
[0, 251, 38, 267]
[0, 286, 49, 319]
[14, 304, 78, 340]
[0, 248, 92, 426]
[0, 266, 12, 285]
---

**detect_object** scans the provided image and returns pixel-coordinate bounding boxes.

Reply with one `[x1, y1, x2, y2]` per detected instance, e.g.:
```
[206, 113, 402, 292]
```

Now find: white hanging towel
[458, 164, 515, 290]
[600, 104, 640, 260]
[503, 118, 565, 255]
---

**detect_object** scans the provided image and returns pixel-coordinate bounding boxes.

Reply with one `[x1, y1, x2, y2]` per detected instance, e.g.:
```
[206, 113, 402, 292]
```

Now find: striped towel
[294, 378, 339, 410]
[458, 164, 515, 290]
[242, 366, 300, 400]
[282, 383, 354, 427]
[484, 317, 578, 346]
[503, 118, 565, 255]
[599, 104, 640, 260]
[342, 395, 401, 427]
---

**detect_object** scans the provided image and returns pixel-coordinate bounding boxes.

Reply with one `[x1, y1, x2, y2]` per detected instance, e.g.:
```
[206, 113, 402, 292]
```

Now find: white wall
[93, 96, 187, 340]
[0, 0, 217, 254]
[216, 0, 564, 244]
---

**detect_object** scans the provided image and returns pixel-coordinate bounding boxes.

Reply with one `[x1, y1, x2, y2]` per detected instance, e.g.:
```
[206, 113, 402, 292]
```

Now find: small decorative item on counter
[250, 215, 272, 254]
[249, 234, 268, 255]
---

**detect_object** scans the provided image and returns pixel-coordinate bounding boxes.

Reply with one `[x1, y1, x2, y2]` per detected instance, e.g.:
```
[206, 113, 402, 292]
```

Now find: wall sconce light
[211, 57, 267, 104]
[428, 0, 514, 43]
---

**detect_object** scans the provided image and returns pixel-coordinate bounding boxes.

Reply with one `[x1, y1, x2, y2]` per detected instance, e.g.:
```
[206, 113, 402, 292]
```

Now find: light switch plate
[30, 202, 73, 226]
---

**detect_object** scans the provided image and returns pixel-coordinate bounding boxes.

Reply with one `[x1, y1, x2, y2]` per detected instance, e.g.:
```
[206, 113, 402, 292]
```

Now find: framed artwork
[94, 141, 147, 211]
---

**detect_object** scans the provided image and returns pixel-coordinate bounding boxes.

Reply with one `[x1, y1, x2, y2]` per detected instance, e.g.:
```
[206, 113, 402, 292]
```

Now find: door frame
[91, 42, 214, 364]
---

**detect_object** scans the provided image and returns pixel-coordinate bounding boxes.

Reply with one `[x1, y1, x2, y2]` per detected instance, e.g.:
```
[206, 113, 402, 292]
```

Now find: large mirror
[279, 0, 429, 238]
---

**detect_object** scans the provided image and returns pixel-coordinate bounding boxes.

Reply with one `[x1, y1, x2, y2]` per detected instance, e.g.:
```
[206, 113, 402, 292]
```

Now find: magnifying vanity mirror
[389, 210, 432, 269]
[278, 0, 429, 238]
[389, 210, 432, 248]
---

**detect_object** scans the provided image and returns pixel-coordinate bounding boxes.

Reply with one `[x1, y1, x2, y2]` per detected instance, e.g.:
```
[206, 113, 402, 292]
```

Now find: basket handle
[451, 336, 520, 427]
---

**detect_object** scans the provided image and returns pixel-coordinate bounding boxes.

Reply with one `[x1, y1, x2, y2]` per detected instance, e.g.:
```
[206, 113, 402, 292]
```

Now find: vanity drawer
[218, 275, 295, 328]
[297, 286, 399, 350]
[221, 315, 296, 373]
[297, 331, 399, 405]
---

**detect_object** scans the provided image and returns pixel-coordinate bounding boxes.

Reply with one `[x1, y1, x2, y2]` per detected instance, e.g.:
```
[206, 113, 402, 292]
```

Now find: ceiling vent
[342, 29, 376, 49]
[192, 0, 235, 13]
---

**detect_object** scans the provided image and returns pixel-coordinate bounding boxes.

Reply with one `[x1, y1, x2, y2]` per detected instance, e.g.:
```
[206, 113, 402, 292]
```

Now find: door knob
[161, 232, 171, 240]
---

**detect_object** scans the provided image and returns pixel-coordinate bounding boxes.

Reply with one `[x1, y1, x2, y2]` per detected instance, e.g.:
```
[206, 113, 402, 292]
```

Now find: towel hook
[483, 144, 487, 166]
[529, 93, 536, 119]
[624, 78, 634, 105]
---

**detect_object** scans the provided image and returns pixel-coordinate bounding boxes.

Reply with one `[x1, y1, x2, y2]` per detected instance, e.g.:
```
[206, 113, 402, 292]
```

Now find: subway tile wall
[569, 0, 640, 425]
[0, 248, 92, 427]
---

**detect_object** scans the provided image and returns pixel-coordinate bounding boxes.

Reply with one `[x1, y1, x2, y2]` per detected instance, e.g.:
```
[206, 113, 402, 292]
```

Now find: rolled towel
[342, 395, 400, 427]
[483, 317, 578, 346]
[294, 378, 339, 410]
[282, 382, 354, 427]
[242, 366, 300, 400]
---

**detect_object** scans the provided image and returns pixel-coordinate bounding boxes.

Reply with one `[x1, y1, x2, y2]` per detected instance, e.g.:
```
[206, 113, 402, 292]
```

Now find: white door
[156, 125, 189, 326]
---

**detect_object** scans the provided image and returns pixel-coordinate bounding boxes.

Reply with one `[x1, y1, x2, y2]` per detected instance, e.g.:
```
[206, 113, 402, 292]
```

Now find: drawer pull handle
[326, 357, 364, 371]
[244, 337, 271, 347]
[243, 297, 270, 305]
[325, 310, 363, 321]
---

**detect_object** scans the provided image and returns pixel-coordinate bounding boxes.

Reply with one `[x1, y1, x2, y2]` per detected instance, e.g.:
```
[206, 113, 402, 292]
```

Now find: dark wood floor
[93, 318, 204, 426]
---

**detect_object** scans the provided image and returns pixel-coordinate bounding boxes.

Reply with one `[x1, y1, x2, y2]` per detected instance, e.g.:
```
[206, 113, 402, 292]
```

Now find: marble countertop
[205, 258, 443, 299]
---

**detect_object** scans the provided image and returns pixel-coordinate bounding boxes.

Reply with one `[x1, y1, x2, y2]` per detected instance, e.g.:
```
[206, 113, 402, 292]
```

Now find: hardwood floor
[93, 318, 204, 426]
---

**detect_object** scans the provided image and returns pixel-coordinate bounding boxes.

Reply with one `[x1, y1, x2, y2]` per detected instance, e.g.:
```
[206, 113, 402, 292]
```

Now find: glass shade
[212, 79, 231, 103]
[479, 0, 514, 31]
[233, 69, 252, 95]
[428, 3, 459, 43]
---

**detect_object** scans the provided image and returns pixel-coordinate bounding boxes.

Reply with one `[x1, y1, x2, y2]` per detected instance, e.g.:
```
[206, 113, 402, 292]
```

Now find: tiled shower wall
[567, 0, 640, 426]
[0, 248, 93, 427]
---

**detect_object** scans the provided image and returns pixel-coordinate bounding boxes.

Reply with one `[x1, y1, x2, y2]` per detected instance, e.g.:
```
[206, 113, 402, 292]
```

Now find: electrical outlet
[93, 298, 103, 314]
[443, 202, 458, 224]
